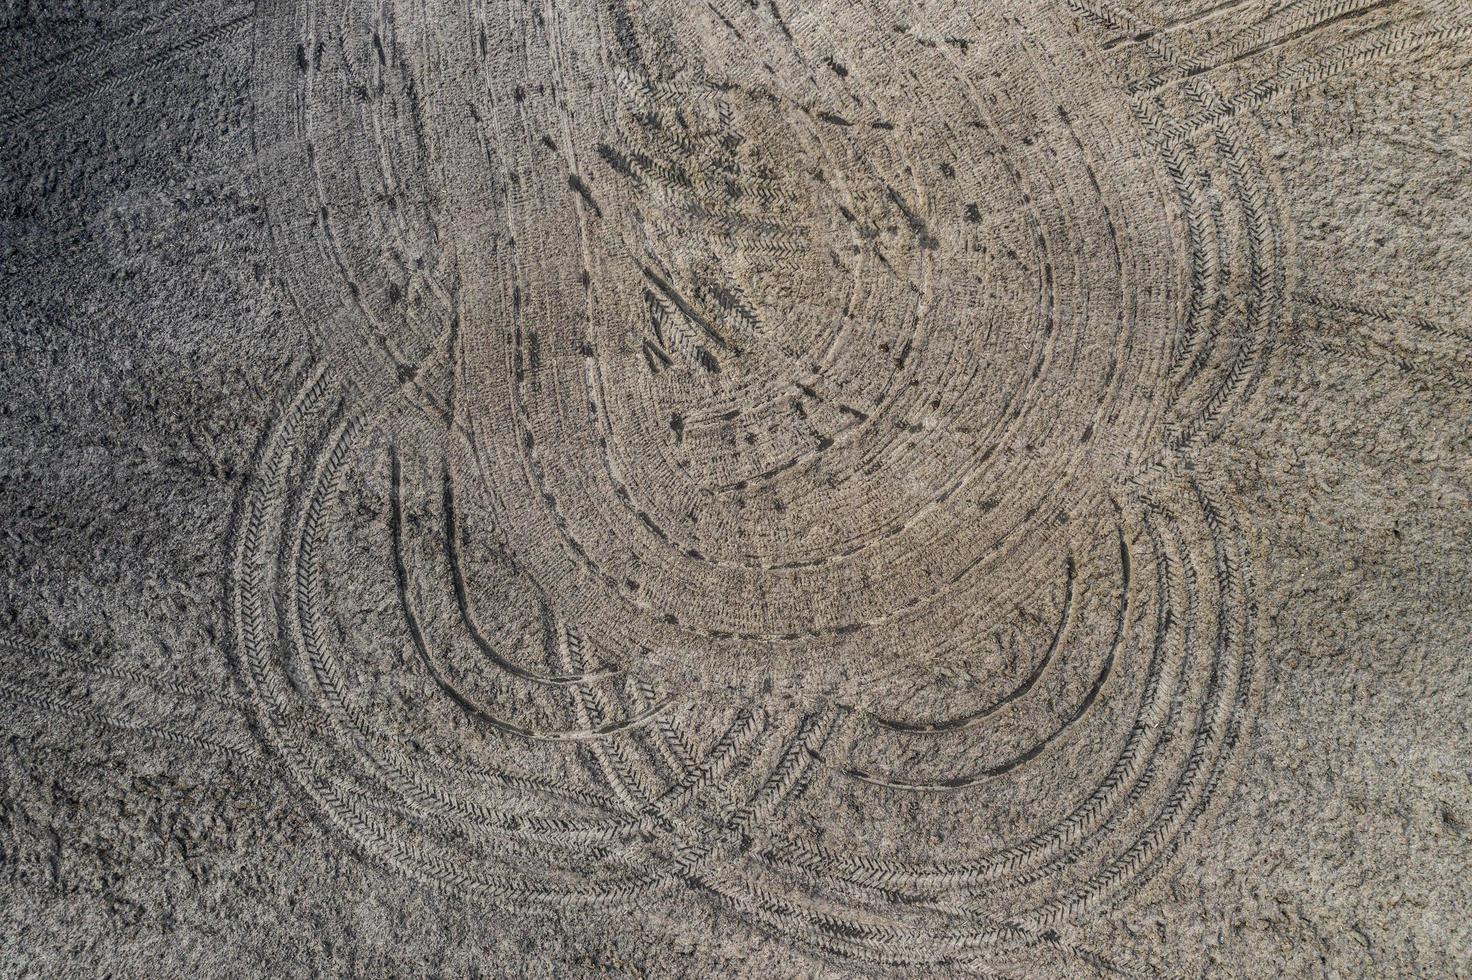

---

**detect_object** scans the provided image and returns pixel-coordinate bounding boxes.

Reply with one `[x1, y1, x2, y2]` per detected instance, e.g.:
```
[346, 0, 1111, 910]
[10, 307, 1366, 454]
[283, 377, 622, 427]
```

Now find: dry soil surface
[2, 1, 1470, 976]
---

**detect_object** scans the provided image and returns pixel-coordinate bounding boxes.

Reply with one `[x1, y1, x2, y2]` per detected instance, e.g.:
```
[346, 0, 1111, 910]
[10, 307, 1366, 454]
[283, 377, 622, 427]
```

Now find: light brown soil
[3, 1, 1469, 975]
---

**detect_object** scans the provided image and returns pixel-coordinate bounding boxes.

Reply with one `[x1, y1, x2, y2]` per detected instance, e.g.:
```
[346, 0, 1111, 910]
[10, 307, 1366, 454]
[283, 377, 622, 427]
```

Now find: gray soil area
[2, 1, 1470, 976]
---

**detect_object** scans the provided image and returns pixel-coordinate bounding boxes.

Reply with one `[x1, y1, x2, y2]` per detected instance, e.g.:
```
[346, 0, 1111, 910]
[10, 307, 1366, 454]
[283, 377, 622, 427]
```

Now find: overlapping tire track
[223, 0, 1436, 968]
